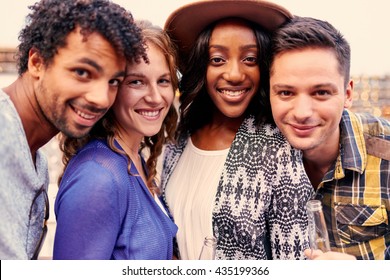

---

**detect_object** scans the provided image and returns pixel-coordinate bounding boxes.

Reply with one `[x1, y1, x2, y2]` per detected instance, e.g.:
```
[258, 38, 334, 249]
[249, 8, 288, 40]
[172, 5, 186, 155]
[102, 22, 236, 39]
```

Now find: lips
[136, 108, 162, 119]
[290, 123, 317, 136]
[218, 89, 247, 97]
[70, 104, 105, 127]
[74, 108, 97, 120]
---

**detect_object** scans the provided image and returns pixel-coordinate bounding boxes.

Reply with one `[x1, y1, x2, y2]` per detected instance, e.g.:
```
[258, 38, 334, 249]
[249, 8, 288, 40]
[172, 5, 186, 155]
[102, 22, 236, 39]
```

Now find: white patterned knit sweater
[161, 116, 314, 259]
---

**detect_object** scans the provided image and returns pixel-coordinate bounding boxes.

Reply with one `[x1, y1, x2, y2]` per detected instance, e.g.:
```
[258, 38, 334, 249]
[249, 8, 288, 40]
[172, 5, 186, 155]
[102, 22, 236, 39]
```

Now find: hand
[304, 249, 356, 260]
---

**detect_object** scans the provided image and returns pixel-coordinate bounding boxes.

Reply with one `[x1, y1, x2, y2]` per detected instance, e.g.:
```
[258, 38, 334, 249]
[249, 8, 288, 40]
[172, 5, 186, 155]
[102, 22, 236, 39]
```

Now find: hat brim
[165, 0, 292, 69]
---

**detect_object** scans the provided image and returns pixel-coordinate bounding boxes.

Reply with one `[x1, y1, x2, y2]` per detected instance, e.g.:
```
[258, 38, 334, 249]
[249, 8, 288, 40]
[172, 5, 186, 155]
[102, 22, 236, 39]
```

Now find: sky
[0, 0, 389, 76]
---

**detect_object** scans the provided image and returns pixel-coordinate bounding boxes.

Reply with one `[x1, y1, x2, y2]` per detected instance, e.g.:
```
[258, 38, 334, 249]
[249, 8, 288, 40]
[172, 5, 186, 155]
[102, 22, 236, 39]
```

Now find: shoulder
[0, 89, 10, 104]
[0, 91, 22, 137]
[56, 145, 134, 221]
[163, 136, 188, 158]
[239, 116, 290, 146]
[353, 112, 390, 139]
[60, 139, 129, 193]
[345, 110, 390, 160]
[72, 139, 125, 167]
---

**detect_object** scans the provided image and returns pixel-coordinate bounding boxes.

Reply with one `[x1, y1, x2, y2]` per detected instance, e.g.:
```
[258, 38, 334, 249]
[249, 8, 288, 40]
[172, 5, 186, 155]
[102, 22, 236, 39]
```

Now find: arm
[53, 161, 121, 260]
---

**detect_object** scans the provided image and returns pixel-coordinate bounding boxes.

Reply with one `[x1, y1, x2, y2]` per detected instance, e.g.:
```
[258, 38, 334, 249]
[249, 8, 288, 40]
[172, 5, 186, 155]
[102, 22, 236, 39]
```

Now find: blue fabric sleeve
[53, 161, 121, 260]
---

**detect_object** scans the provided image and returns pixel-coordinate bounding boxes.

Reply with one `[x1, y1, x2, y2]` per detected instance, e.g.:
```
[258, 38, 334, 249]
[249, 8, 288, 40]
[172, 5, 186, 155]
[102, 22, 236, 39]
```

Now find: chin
[63, 127, 92, 139]
[289, 140, 315, 152]
[142, 129, 161, 138]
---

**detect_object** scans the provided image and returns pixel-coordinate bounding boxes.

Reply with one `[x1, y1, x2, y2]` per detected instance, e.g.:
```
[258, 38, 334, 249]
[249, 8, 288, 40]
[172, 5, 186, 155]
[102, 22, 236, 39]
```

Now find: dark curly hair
[176, 18, 272, 139]
[16, 0, 147, 75]
[59, 20, 179, 194]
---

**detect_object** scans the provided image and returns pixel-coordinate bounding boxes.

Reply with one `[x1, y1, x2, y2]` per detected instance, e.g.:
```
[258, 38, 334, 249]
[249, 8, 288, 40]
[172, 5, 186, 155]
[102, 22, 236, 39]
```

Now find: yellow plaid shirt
[315, 110, 390, 260]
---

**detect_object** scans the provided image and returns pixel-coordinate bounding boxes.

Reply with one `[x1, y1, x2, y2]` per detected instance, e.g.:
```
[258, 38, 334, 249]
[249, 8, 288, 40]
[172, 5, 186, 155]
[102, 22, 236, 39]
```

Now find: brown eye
[74, 68, 89, 79]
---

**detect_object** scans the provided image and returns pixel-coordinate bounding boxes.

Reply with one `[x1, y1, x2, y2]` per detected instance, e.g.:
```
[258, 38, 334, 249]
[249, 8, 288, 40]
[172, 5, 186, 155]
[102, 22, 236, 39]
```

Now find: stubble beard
[35, 83, 91, 139]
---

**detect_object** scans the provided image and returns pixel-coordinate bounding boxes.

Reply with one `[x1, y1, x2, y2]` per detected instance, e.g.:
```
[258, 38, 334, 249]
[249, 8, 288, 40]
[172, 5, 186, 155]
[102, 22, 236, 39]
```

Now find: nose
[222, 60, 245, 83]
[144, 84, 163, 104]
[84, 83, 116, 109]
[292, 95, 313, 121]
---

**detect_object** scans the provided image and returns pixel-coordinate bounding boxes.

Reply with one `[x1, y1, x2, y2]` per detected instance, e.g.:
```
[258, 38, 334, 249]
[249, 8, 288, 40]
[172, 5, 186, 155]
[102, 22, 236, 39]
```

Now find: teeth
[220, 89, 246, 97]
[139, 110, 159, 117]
[76, 109, 95, 120]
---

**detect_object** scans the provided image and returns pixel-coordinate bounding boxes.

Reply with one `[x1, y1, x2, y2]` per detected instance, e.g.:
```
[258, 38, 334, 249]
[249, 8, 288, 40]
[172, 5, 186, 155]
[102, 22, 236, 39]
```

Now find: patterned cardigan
[161, 116, 314, 259]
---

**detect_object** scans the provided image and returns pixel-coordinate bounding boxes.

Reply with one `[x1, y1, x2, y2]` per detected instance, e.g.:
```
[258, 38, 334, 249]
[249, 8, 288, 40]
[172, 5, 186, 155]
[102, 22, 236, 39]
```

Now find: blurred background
[1, 0, 389, 259]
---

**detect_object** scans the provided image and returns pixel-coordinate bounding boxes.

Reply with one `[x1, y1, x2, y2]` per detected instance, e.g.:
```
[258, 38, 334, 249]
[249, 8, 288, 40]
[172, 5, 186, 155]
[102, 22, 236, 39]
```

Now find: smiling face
[206, 19, 260, 120]
[270, 47, 353, 157]
[32, 27, 126, 138]
[113, 42, 175, 140]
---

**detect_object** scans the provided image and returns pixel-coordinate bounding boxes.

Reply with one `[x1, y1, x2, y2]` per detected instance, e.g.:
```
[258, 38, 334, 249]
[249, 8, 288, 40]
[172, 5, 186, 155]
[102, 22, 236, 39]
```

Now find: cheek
[166, 91, 175, 106]
[206, 67, 216, 88]
[270, 100, 286, 119]
[162, 86, 175, 101]
[108, 91, 118, 106]
[113, 92, 131, 111]
[252, 69, 261, 88]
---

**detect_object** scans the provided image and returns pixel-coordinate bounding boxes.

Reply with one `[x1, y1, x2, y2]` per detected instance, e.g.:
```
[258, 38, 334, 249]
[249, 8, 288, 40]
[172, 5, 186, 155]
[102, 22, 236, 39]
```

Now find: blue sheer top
[53, 139, 177, 259]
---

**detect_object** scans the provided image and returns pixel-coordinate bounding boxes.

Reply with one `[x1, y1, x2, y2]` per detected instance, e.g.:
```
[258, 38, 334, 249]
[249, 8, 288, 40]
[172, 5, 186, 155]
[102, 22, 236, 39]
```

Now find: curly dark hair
[176, 19, 273, 139]
[16, 0, 147, 75]
[59, 20, 179, 194]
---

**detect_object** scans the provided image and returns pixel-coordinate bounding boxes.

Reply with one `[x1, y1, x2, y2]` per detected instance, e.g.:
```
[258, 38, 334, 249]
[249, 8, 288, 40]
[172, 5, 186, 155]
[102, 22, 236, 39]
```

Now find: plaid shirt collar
[323, 110, 367, 181]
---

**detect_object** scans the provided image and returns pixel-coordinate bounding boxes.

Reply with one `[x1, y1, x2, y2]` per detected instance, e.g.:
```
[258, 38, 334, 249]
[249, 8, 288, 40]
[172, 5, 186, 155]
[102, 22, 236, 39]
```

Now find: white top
[165, 137, 229, 259]
[154, 194, 168, 217]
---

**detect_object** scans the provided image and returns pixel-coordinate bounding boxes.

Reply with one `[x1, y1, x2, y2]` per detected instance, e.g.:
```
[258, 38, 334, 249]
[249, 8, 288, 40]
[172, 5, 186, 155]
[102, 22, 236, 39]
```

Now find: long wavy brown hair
[58, 20, 179, 194]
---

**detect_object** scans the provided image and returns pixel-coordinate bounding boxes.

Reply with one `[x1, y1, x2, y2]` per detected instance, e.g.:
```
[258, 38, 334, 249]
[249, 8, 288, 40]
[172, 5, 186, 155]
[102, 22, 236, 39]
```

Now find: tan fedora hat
[165, 0, 292, 69]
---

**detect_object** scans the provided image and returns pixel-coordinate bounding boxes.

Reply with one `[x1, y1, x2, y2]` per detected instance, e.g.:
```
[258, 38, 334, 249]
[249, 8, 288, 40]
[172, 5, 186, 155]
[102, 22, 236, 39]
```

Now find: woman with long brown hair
[53, 20, 179, 259]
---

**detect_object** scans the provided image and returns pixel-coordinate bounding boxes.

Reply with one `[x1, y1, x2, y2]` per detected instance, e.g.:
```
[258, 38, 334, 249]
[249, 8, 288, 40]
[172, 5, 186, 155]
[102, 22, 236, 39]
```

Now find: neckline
[188, 137, 230, 155]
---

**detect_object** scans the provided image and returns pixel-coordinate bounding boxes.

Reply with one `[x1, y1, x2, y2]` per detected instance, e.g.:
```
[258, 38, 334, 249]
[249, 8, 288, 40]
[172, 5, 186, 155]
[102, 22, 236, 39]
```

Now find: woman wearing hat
[161, 0, 313, 260]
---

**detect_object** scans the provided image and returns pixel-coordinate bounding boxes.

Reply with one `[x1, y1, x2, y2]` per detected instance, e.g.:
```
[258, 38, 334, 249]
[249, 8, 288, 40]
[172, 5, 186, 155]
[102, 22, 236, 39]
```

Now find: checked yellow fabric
[315, 110, 390, 260]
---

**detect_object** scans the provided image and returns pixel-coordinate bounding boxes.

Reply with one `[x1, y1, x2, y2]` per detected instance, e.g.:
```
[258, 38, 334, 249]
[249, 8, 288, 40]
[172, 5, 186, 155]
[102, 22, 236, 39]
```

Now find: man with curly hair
[0, 0, 146, 259]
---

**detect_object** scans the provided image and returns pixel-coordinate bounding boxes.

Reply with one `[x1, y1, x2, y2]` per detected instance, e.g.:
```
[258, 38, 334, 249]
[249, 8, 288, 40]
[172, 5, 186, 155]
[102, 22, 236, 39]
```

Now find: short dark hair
[177, 19, 272, 139]
[270, 16, 351, 86]
[16, 0, 146, 75]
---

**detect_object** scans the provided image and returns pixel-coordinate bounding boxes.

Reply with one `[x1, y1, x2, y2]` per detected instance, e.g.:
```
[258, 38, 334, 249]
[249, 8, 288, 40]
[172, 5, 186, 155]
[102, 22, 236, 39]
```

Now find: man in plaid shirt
[269, 16, 390, 260]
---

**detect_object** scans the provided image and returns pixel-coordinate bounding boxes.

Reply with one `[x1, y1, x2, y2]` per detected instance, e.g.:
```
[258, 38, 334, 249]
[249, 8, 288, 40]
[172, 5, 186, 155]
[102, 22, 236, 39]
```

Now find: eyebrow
[271, 84, 295, 91]
[79, 58, 103, 73]
[114, 71, 126, 79]
[271, 83, 338, 90]
[209, 44, 258, 51]
[125, 72, 145, 78]
[125, 72, 171, 79]
[79, 58, 125, 78]
[312, 83, 338, 90]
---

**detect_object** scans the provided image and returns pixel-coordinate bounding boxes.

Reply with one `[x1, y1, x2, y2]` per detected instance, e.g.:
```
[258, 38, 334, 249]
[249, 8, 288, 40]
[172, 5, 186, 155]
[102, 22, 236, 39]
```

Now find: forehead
[62, 28, 112, 54]
[128, 42, 165, 65]
[210, 18, 256, 40]
[270, 47, 346, 89]
[52, 28, 125, 68]
[272, 47, 340, 74]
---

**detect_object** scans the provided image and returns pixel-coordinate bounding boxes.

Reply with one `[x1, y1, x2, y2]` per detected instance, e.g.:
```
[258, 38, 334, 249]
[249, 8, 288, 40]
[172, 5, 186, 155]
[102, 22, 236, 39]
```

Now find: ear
[27, 48, 44, 78]
[344, 79, 353, 109]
